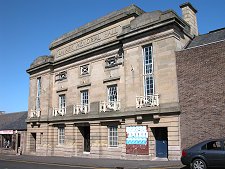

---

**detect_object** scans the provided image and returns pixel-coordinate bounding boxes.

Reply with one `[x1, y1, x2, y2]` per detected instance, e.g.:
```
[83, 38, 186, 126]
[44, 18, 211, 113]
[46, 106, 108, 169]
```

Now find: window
[58, 127, 65, 145]
[59, 94, 66, 110]
[107, 85, 117, 102]
[55, 71, 67, 81]
[202, 141, 222, 150]
[81, 90, 89, 105]
[36, 77, 41, 110]
[106, 57, 116, 67]
[143, 46, 154, 96]
[108, 126, 118, 147]
[80, 64, 89, 75]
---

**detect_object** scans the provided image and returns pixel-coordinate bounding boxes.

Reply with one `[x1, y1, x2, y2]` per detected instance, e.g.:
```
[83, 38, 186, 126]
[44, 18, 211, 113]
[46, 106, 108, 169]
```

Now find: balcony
[30, 109, 41, 118]
[52, 107, 66, 116]
[136, 94, 159, 108]
[73, 104, 89, 115]
[100, 101, 120, 112]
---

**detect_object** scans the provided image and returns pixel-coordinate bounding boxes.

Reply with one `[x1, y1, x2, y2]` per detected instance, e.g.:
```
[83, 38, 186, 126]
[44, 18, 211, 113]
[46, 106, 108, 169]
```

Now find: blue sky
[0, 0, 225, 113]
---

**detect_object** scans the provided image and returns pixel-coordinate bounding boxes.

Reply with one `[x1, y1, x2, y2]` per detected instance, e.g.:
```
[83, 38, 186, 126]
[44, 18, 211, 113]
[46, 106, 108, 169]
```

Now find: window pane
[36, 78, 41, 109]
[59, 95, 66, 109]
[58, 127, 65, 144]
[144, 75, 154, 96]
[143, 46, 154, 96]
[108, 126, 118, 147]
[81, 90, 89, 105]
[108, 85, 117, 102]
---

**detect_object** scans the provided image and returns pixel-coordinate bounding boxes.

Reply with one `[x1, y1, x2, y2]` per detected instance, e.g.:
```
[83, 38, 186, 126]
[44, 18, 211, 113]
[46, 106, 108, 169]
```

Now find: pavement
[0, 152, 185, 169]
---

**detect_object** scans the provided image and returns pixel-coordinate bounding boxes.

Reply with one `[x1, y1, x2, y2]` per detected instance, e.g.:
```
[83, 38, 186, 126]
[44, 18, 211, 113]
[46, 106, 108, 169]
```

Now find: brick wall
[176, 40, 225, 149]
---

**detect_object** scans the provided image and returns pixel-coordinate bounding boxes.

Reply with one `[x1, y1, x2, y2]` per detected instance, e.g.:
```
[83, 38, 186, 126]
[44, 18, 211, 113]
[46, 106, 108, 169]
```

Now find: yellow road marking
[0, 158, 112, 169]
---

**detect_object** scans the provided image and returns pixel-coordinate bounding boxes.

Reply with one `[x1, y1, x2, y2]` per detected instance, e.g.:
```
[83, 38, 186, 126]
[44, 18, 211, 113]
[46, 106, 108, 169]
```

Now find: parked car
[181, 139, 225, 169]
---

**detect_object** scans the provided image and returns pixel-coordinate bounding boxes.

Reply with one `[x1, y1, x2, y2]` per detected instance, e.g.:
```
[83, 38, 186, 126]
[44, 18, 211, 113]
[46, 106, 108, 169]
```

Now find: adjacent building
[26, 3, 198, 160]
[176, 28, 225, 150]
[0, 111, 27, 154]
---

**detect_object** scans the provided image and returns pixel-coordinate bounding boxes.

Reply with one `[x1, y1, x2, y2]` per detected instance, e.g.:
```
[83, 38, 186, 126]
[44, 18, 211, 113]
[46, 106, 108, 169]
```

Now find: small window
[105, 57, 117, 68]
[55, 71, 67, 81]
[108, 126, 118, 147]
[58, 127, 65, 145]
[202, 141, 222, 150]
[80, 64, 89, 75]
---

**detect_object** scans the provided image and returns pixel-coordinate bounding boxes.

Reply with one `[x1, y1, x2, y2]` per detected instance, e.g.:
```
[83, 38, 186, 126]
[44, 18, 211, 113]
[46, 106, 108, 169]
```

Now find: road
[0, 158, 188, 169]
[0, 154, 189, 169]
[0, 159, 106, 169]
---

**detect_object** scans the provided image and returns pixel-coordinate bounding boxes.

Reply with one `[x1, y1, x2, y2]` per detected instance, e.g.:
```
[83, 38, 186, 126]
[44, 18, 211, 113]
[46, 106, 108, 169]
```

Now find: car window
[202, 141, 222, 151]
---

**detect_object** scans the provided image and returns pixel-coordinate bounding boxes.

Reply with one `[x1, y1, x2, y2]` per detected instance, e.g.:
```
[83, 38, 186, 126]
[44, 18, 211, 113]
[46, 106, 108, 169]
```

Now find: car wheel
[192, 159, 207, 169]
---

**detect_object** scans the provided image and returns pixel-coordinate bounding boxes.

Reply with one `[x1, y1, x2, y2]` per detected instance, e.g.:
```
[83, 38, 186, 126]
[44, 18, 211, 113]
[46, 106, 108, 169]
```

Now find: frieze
[56, 26, 121, 58]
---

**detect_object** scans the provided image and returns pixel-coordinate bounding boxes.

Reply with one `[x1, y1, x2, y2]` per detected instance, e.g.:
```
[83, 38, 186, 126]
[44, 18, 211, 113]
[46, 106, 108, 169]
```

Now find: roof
[186, 27, 225, 48]
[0, 111, 28, 131]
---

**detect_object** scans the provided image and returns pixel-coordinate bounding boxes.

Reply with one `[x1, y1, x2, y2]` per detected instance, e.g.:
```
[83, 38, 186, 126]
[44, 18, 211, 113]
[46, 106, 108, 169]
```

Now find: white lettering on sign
[56, 26, 120, 57]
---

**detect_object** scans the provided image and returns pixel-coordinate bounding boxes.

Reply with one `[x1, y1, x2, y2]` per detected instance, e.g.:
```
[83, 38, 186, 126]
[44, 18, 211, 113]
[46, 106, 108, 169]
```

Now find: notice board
[126, 126, 149, 155]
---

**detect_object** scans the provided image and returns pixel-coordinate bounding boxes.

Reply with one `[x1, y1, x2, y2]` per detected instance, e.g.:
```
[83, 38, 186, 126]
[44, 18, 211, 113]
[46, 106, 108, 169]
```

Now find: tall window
[108, 126, 118, 147]
[143, 46, 154, 96]
[81, 90, 89, 105]
[107, 85, 118, 102]
[58, 127, 65, 145]
[36, 77, 41, 110]
[59, 94, 66, 110]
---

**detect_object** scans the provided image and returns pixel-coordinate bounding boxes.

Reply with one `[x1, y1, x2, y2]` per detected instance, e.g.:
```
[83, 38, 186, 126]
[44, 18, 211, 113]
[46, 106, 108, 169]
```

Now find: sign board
[0, 130, 13, 134]
[126, 126, 149, 155]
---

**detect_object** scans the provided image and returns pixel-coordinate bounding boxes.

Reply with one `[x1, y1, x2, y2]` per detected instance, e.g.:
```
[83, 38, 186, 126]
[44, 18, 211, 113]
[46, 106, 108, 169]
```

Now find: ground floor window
[108, 126, 118, 147]
[58, 127, 65, 145]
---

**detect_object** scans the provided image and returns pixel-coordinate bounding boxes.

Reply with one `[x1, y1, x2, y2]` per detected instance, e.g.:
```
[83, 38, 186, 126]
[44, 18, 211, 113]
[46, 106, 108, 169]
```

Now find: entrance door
[79, 126, 90, 152]
[155, 127, 168, 158]
[30, 133, 36, 152]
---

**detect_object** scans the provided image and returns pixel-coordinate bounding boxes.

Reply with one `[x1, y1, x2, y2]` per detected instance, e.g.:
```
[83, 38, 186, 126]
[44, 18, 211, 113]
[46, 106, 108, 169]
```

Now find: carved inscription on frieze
[56, 26, 121, 57]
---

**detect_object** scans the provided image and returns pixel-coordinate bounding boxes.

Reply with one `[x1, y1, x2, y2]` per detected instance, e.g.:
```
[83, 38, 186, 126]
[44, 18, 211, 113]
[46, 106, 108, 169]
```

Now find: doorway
[30, 133, 36, 152]
[79, 126, 90, 152]
[154, 127, 168, 158]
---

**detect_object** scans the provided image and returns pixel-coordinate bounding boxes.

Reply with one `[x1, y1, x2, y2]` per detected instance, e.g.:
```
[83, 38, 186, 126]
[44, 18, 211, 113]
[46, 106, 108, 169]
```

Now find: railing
[73, 104, 89, 115]
[30, 109, 41, 118]
[136, 94, 159, 108]
[52, 107, 66, 116]
[100, 101, 120, 112]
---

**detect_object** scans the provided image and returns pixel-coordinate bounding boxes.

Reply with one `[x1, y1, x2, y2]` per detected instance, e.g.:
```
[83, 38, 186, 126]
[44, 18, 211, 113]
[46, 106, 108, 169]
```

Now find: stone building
[26, 3, 197, 160]
[176, 28, 225, 150]
[0, 111, 27, 154]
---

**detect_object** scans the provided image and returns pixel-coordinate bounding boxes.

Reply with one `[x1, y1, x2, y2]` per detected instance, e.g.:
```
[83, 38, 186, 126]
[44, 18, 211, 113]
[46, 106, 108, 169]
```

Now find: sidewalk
[0, 153, 184, 169]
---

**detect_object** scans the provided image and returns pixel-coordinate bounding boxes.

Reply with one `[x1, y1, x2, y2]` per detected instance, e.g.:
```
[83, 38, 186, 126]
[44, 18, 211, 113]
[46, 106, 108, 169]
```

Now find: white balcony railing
[73, 104, 89, 115]
[136, 94, 159, 108]
[30, 109, 41, 118]
[52, 107, 66, 116]
[100, 101, 121, 112]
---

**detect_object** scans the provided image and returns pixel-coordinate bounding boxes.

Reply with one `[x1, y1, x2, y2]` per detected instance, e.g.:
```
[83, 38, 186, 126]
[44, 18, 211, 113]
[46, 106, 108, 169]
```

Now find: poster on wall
[126, 126, 149, 155]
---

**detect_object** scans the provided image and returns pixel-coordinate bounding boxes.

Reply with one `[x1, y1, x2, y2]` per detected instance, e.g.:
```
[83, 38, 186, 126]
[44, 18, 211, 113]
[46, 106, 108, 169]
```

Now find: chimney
[180, 2, 198, 36]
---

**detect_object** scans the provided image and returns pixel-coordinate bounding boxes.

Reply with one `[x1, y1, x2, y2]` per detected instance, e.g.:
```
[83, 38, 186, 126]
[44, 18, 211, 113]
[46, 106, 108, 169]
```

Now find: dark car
[181, 139, 225, 169]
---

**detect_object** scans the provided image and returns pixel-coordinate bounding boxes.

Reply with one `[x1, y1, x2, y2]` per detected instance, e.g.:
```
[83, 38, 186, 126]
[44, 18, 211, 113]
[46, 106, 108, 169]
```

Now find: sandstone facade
[26, 4, 196, 160]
